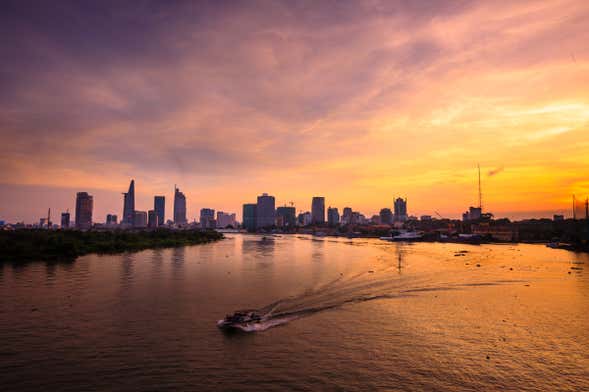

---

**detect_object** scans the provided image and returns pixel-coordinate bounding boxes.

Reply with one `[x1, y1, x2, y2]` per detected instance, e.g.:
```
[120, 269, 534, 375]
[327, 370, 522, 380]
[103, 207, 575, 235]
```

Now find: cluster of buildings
[6, 172, 589, 237]
[67, 180, 188, 230]
[241, 193, 410, 231]
[56, 180, 235, 230]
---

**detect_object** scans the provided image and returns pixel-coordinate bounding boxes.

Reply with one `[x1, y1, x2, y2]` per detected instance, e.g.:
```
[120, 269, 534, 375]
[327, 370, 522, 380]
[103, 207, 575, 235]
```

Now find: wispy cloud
[0, 0, 588, 221]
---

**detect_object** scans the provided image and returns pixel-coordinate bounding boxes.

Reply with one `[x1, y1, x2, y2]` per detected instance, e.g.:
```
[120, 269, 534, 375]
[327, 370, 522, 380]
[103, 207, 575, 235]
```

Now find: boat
[217, 311, 264, 330]
[392, 231, 424, 241]
[380, 231, 424, 242]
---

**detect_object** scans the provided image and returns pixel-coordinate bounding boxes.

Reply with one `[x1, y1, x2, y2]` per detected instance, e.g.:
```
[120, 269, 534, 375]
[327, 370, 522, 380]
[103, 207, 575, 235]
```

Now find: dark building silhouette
[200, 208, 216, 229]
[122, 180, 135, 225]
[380, 208, 393, 225]
[217, 212, 236, 228]
[154, 196, 165, 226]
[133, 211, 147, 228]
[256, 193, 275, 229]
[342, 207, 353, 225]
[75, 192, 93, 229]
[327, 207, 340, 226]
[106, 214, 118, 225]
[311, 197, 325, 224]
[243, 203, 257, 231]
[394, 197, 407, 222]
[173, 186, 187, 224]
[61, 211, 70, 229]
[148, 210, 158, 228]
[276, 206, 297, 227]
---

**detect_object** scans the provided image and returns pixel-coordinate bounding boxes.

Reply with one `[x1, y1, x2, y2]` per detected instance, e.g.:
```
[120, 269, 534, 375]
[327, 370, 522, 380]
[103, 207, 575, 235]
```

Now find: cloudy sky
[1, 0, 588, 223]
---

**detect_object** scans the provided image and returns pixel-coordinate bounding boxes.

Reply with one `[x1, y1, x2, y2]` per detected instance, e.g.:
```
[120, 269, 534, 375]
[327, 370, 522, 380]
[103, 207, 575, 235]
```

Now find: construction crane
[434, 211, 454, 233]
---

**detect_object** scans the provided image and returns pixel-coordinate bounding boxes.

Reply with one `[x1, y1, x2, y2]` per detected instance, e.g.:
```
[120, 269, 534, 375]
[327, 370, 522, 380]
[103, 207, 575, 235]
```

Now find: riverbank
[0, 229, 224, 264]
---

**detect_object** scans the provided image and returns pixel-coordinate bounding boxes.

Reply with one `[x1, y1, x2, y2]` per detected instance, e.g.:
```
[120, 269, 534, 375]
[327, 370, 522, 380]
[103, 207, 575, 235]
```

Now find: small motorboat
[217, 311, 264, 330]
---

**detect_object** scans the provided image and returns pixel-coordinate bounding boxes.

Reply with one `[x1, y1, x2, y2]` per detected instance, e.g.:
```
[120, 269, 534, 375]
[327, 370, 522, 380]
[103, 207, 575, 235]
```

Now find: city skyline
[1, 1, 588, 223]
[0, 178, 586, 225]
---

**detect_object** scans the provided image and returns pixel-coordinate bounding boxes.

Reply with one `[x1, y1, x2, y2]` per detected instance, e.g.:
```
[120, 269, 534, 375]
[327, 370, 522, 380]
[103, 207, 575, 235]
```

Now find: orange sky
[0, 1, 588, 222]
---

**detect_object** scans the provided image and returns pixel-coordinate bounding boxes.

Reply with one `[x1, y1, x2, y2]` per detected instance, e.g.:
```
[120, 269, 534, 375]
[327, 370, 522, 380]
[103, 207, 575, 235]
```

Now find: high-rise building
[298, 211, 312, 226]
[217, 211, 237, 228]
[122, 179, 135, 225]
[200, 208, 216, 229]
[75, 192, 93, 229]
[256, 193, 275, 229]
[341, 207, 353, 225]
[327, 207, 340, 226]
[148, 210, 158, 228]
[243, 204, 257, 231]
[463, 206, 482, 221]
[379, 208, 393, 225]
[469, 206, 482, 220]
[276, 206, 297, 227]
[106, 214, 118, 225]
[61, 211, 70, 229]
[154, 196, 165, 226]
[133, 211, 147, 228]
[393, 197, 407, 222]
[311, 197, 325, 224]
[173, 186, 187, 224]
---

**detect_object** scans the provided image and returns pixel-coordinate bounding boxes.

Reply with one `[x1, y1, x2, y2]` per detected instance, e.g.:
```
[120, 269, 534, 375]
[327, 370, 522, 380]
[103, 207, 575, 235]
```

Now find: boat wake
[224, 270, 527, 332]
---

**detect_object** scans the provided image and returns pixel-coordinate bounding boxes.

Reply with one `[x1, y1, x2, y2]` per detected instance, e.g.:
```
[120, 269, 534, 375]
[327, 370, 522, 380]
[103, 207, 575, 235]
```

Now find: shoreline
[0, 229, 224, 264]
[242, 231, 589, 252]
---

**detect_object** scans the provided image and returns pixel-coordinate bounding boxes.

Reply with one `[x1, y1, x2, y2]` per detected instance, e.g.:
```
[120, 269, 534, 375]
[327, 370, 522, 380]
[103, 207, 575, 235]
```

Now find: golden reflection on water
[0, 235, 587, 391]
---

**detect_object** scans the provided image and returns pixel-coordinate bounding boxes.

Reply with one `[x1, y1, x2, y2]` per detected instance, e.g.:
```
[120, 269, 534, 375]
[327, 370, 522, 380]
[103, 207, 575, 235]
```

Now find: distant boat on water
[380, 231, 424, 242]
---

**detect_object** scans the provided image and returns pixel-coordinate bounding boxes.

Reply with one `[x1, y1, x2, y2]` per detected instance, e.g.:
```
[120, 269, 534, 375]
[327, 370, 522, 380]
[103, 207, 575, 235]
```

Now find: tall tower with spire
[122, 179, 135, 225]
[173, 185, 187, 224]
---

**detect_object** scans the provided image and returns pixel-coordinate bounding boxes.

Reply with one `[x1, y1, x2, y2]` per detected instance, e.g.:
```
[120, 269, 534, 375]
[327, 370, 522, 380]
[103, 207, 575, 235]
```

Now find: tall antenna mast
[477, 164, 482, 210]
[573, 194, 576, 220]
[585, 197, 588, 220]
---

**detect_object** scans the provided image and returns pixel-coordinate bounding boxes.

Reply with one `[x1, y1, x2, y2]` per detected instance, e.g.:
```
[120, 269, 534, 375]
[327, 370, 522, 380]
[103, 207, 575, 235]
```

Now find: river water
[1, 234, 587, 391]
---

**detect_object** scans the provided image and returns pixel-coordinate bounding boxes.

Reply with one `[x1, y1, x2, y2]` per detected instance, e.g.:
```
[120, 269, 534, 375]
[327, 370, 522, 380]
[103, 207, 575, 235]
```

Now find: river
[1, 234, 587, 391]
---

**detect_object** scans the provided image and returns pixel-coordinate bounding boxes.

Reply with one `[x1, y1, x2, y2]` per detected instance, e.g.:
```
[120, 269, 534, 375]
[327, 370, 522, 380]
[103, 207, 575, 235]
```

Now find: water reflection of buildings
[119, 254, 135, 294]
[394, 243, 405, 273]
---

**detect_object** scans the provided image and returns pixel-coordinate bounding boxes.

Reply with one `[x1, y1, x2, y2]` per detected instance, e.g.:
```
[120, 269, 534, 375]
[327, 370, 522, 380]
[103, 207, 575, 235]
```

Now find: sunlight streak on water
[0, 235, 588, 391]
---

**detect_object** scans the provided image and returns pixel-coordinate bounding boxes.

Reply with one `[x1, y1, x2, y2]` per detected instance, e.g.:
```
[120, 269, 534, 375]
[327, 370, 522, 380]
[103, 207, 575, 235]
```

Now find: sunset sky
[1, 0, 588, 223]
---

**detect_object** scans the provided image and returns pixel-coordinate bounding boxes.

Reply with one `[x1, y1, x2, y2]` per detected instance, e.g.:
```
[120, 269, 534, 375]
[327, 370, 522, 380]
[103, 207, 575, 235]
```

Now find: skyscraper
[217, 211, 236, 228]
[341, 207, 352, 225]
[148, 210, 158, 228]
[133, 211, 147, 228]
[154, 196, 165, 226]
[242, 203, 257, 231]
[394, 197, 408, 222]
[200, 208, 215, 228]
[173, 186, 187, 224]
[61, 211, 70, 229]
[276, 206, 296, 227]
[379, 208, 393, 225]
[106, 214, 118, 225]
[256, 193, 275, 229]
[311, 197, 325, 224]
[122, 179, 135, 225]
[327, 207, 340, 226]
[298, 211, 312, 226]
[75, 192, 93, 229]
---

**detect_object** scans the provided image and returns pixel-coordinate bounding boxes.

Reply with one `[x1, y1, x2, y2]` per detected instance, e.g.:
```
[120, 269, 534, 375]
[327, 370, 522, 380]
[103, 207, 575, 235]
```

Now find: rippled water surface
[1, 235, 588, 391]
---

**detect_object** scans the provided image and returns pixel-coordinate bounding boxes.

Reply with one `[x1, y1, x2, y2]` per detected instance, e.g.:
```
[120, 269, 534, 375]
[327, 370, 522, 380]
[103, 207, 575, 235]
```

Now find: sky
[1, 0, 588, 223]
